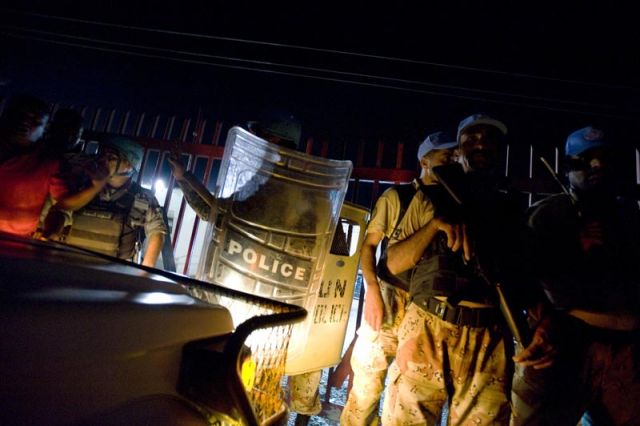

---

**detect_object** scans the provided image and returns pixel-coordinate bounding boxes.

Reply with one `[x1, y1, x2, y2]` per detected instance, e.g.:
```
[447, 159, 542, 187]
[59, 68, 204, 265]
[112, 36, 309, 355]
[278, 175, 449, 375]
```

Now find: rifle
[432, 163, 530, 347]
[539, 156, 582, 218]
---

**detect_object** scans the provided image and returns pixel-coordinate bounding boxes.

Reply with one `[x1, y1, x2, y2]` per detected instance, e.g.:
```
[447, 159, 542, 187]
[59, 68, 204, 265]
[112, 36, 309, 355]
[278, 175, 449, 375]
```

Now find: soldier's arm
[174, 172, 217, 221]
[141, 193, 169, 268]
[169, 154, 216, 221]
[361, 230, 384, 331]
[142, 232, 164, 267]
[386, 217, 469, 274]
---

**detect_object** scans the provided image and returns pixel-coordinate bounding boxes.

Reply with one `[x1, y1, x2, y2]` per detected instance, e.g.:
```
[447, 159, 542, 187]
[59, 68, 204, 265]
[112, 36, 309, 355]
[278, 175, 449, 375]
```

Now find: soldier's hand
[432, 218, 472, 261]
[168, 142, 186, 179]
[513, 316, 557, 369]
[364, 283, 384, 331]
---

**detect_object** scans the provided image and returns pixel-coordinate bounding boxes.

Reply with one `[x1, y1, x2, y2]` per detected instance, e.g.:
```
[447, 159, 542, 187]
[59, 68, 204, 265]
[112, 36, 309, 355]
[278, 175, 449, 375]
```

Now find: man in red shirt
[0, 95, 65, 237]
[0, 95, 111, 237]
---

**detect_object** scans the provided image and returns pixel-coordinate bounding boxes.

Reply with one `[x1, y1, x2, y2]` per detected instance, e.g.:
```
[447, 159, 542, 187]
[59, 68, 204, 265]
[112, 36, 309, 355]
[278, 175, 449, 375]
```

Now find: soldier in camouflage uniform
[169, 114, 325, 424]
[511, 127, 640, 426]
[48, 137, 166, 267]
[168, 114, 302, 221]
[341, 131, 458, 426]
[381, 114, 518, 426]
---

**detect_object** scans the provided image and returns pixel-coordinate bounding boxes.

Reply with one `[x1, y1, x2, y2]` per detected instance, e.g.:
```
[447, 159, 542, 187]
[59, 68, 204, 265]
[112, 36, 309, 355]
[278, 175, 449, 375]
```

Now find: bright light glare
[135, 292, 195, 305]
[154, 179, 166, 192]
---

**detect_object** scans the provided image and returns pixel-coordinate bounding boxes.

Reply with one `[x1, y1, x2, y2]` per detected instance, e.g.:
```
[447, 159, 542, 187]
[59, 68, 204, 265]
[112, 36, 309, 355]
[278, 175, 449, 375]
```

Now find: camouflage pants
[382, 303, 510, 426]
[289, 370, 323, 416]
[341, 284, 409, 426]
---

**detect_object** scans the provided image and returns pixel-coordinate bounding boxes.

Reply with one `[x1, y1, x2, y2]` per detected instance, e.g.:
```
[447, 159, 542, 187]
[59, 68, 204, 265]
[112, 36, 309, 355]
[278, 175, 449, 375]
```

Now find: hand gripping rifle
[432, 163, 530, 347]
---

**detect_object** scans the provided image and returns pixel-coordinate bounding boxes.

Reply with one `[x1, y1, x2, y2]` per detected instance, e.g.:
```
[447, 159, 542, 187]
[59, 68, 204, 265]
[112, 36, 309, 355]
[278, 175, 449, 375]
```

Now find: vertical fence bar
[371, 181, 380, 205]
[149, 115, 160, 138]
[133, 112, 145, 137]
[395, 142, 405, 170]
[183, 156, 215, 275]
[171, 197, 188, 249]
[178, 118, 191, 142]
[195, 119, 206, 144]
[149, 151, 166, 190]
[504, 143, 510, 177]
[119, 111, 131, 134]
[163, 161, 177, 222]
[90, 108, 102, 131]
[136, 146, 151, 185]
[375, 140, 384, 168]
[320, 139, 330, 158]
[356, 140, 365, 168]
[163, 116, 176, 140]
[211, 121, 223, 145]
[528, 145, 534, 206]
[305, 137, 314, 155]
[183, 217, 201, 276]
[636, 148, 640, 185]
[104, 108, 116, 133]
[635, 147, 640, 209]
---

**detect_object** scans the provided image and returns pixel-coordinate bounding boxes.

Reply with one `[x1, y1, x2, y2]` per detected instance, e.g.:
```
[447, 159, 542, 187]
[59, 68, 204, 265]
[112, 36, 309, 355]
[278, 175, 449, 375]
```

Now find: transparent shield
[196, 126, 352, 363]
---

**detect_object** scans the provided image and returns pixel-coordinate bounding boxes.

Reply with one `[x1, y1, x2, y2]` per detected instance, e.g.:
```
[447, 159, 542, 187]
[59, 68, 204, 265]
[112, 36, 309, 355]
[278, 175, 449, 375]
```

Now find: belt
[420, 297, 501, 328]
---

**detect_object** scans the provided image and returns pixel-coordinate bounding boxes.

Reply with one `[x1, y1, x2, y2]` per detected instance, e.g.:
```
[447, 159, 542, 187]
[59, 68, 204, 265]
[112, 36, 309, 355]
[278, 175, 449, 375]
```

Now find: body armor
[64, 184, 145, 260]
[409, 184, 486, 307]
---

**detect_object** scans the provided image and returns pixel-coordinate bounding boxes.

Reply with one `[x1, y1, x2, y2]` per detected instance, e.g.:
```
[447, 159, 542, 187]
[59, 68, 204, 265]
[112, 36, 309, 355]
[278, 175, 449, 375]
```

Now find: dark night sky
[1, 2, 639, 156]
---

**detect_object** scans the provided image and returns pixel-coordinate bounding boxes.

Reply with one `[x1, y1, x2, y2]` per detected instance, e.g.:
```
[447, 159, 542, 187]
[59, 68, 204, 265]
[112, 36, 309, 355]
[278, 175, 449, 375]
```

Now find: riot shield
[196, 126, 352, 363]
[285, 202, 369, 374]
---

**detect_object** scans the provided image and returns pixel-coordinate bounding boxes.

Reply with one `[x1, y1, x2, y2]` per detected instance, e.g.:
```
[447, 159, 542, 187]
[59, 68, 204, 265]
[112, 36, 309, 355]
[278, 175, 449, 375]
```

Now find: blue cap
[565, 126, 606, 157]
[457, 113, 507, 142]
[417, 131, 458, 160]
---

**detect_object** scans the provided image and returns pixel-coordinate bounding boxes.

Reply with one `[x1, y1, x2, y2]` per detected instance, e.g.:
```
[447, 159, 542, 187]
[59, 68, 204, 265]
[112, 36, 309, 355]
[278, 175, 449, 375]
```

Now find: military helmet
[247, 112, 302, 149]
[102, 137, 144, 171]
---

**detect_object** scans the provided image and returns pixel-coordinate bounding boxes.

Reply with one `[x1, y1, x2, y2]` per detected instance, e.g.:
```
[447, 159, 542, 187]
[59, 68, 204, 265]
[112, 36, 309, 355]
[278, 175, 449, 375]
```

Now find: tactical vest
[409, 184, 485, 307]
[409, 234, 478, 307]
[64, 184, 147, 260]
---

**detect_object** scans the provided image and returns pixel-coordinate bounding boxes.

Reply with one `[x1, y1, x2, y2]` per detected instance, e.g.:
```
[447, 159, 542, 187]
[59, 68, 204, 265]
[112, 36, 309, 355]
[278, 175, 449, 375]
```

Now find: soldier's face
[459, 125, 502, 172]
[423, 148, 456, 182]
[567, 147, 608, 192]
[102, 148, 132, 175]
[428, 148, 456, 169]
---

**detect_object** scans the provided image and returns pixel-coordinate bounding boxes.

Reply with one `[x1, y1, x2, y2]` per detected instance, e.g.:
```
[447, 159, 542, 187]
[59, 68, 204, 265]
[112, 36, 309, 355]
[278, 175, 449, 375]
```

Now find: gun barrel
[495, 282, 529, 347]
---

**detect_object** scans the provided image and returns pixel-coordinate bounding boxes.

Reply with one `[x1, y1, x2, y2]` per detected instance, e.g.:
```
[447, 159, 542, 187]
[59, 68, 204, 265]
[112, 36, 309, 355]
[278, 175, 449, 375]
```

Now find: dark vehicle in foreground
[0, 233, 305, 426]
